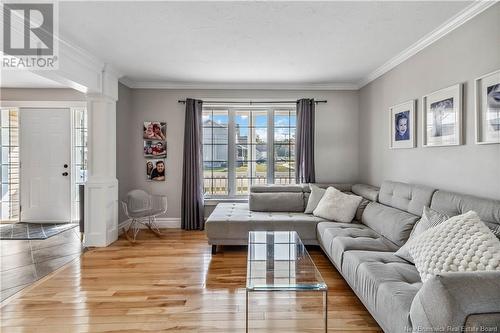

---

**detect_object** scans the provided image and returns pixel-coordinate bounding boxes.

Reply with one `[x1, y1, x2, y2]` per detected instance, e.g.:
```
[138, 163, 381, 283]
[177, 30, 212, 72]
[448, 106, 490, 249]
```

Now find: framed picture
[475, 69, 500, 144]
[146, 159, 165, 181]
[144, 140, 167, 158]
[389, 100, 416, 149]
[422, 84, 463, 147]
[143, 121, 166, 140]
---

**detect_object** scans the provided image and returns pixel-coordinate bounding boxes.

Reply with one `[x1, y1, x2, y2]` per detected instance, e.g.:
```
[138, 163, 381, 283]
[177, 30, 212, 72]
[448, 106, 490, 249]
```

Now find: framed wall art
[143, 121, 166, 182]
[389, 99, 416, 149]
[475, 69, 500, 144]
[144, 140, 167, 158]
[143, 121, 166, 140]
[422, 84, 462, 147]
[146, 159, 165, 181]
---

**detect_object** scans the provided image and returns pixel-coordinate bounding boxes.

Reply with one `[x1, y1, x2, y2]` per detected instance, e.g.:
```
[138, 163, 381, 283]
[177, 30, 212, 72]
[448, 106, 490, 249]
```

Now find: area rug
[0, 223, 78, 240]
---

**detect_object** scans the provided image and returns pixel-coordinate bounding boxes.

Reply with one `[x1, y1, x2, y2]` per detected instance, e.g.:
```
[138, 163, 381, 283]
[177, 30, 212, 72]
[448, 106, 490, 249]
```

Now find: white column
[83, 69, 119, 247]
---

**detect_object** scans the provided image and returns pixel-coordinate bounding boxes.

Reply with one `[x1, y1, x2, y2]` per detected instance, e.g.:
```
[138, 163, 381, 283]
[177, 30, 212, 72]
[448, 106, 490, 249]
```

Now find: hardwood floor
[0, 229, 381, 332]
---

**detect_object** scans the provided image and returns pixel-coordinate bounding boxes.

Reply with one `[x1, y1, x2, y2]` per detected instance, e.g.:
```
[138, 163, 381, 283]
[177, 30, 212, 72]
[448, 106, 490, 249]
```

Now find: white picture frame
[475, 69, 500, 145]
[422, 84, 463, 147]
[389, 99, 416, 149]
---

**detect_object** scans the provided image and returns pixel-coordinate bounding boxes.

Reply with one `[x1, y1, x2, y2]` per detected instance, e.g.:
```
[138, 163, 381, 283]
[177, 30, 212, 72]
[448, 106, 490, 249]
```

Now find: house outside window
[202, 105, 296, 198]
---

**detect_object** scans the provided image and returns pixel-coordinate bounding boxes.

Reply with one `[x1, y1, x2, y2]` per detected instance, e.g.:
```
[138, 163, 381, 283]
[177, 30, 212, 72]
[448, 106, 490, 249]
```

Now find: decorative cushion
[304, 184, 326, 214]
[345, 193, 370, 221]
[313, 187, 363, 223]
[406, 211, 500, 283]
[489, 225, 500, 240]
[395, 207, 449, 263]
[355, 197, 370, 222]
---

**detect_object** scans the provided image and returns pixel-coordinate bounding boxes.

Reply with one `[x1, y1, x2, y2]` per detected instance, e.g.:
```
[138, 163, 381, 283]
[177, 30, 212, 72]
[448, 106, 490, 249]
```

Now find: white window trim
[203, 105, 296, 199]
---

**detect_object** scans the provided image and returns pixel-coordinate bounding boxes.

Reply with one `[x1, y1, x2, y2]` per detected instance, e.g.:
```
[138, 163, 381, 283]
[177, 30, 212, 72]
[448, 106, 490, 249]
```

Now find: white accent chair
[121, 190, 167, 241]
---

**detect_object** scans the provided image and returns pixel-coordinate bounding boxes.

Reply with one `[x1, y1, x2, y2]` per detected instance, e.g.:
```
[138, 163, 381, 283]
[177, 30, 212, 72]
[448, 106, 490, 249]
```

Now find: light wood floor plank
[0, 229, 381, 332]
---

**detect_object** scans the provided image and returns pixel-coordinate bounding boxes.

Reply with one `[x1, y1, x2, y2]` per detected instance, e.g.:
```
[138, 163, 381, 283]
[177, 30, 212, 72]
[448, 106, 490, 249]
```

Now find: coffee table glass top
[246, 231, 327, 291]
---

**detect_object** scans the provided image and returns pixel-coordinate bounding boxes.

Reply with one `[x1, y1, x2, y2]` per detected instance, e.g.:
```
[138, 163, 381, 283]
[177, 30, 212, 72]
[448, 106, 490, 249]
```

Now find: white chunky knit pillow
[406, 210, 500, 283]
[313, 187, 362, 223]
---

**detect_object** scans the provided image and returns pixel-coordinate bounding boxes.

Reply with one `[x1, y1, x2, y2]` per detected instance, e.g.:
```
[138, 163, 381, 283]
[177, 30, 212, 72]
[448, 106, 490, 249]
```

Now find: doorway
[1, 106, 87, 224]
[20, 108, 71, 222]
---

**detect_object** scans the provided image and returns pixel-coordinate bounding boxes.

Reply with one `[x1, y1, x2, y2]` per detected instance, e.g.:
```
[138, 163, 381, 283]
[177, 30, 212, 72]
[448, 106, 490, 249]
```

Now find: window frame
[203, 105, 296, 199]
[71, 107, 88, 221]
[0, 108, 20, 222]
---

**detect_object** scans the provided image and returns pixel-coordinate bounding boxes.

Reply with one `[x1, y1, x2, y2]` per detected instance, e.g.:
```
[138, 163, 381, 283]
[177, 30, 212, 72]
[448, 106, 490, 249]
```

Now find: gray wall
[116, 88, 359, 220]
[116, 84, 134, 222]
[358, 5, 500, 200]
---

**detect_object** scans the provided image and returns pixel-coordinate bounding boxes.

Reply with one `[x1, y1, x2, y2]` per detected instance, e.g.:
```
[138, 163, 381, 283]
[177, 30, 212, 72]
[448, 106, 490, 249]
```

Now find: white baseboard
[118, 218, 181, 230]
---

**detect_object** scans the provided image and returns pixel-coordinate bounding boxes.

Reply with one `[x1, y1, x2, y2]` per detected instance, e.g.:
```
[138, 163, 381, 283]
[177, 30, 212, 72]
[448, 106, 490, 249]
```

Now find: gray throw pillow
[395, 206, 449, 263]
[489, 225, 500, 240]
[345, 191, 369, 221]
[304, 184, 326, 214]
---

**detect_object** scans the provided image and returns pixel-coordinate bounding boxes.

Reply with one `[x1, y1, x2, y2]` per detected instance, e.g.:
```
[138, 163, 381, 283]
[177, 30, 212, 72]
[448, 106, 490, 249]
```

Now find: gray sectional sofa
[205, 181, 500, 332]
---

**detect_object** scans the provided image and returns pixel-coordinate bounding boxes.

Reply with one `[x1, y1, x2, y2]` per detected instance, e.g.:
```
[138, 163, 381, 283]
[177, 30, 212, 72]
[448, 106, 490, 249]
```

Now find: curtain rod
[177, 100, 327, 104]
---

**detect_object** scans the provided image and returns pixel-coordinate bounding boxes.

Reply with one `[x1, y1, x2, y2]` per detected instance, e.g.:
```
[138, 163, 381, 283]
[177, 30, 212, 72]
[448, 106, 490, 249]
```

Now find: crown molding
[118, 76, 138, 88]
[357, 0, 497, 89]
[118, 79, 359, 91]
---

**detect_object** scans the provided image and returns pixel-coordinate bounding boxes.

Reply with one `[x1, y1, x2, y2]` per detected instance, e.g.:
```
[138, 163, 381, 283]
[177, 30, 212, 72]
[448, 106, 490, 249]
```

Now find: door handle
[62, 172, 69, 176]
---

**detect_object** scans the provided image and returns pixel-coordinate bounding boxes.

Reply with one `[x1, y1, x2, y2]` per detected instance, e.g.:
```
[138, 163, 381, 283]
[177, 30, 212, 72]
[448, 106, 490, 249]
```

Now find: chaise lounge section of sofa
[205, 180, 500, 332]
[205, 183, 379, 251]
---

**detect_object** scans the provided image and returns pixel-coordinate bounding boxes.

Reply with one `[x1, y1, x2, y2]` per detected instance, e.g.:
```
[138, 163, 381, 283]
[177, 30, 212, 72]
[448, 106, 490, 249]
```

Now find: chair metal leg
[132, 220, 141, 240]
[145, 216, 163, 237]
[126, 219, 141, 241]
[124, 219, 138, 243]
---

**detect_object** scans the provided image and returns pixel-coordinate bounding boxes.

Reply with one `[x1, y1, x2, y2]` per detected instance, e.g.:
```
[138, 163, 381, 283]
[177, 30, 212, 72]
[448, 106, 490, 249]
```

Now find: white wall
[358, 4, 500, 200]
[0, 88, 85, 101]
[116, 87, 359, 220]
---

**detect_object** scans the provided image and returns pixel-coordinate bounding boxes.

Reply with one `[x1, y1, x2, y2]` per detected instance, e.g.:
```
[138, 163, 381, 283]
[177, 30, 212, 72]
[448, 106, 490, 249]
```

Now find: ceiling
[58, 1, 470, 88]
[1, 1, 474, 89]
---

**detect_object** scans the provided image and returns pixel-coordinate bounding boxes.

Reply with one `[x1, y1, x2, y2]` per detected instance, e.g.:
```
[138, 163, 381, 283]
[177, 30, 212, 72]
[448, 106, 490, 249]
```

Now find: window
[234, 109, 268, 194]
[72, 107, 88, 221]
[202, 106, 296, 197]
[274, 109, 296, 185]
[203, 109, 229, 195]
[0, 108, 20, 221]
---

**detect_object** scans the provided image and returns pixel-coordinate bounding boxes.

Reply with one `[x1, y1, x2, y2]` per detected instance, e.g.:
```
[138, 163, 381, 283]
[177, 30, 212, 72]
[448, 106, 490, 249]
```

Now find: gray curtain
[295, 98, 316, 183]
[181, 98, 205, 230]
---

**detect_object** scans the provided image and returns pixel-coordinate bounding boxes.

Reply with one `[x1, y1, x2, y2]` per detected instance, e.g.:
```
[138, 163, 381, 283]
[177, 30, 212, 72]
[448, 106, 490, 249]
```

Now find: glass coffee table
[246, 231, 328, 332]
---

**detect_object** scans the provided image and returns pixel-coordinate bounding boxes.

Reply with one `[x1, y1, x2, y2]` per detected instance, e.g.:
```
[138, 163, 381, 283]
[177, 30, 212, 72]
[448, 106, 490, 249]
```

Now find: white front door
[20, 108, 71, 222]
